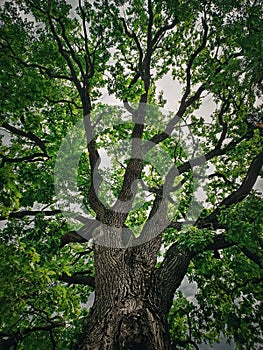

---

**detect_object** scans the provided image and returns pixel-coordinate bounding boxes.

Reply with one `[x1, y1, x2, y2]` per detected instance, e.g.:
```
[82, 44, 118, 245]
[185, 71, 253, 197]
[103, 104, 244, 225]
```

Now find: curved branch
[60, 230, 89, 247]
[59, 219, 100, 247]
[43, 95, 81, 109]
[180, 18, 208, 107]
[198, 151, 263, 228]
[0, 321, 64, 349]
[208, 172, 232, 186]
[2, 122, 48, 155]
[50, 14, 85, 79]
[141, 128, 254, 238]
[192, 232, 262, 269]
[151, 16, 178, 49]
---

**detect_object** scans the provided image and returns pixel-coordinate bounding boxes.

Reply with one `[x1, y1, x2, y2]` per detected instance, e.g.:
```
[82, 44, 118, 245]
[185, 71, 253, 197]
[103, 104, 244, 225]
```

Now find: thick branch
[198, 151, 263, 227]
[141, 127, 253, 237]
[60, 219, 100, 247]
[156, 245, 193, 313]
[202, 234, 262, 268]
[60, 230, 89, 247]
[147, 0, 154, 50]
[240, 247, 262, 268]
[0, 209, 61, 221]
[157, 228, 261, 316]
[59, 271, 95, 288]
[202, 234, 234, 252]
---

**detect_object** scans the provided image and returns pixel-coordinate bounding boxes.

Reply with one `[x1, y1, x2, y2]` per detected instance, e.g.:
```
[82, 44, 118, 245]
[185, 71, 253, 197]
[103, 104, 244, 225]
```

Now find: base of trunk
[77, 299, 171, 350]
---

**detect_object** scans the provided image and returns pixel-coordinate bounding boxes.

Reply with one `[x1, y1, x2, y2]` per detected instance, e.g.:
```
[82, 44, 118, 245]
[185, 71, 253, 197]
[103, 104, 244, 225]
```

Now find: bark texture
[76, 239, 185, 350]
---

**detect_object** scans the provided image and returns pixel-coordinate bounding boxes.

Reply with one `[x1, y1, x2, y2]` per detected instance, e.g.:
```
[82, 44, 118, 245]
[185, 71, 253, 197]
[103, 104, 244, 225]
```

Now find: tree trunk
[77, 244, 172, 350]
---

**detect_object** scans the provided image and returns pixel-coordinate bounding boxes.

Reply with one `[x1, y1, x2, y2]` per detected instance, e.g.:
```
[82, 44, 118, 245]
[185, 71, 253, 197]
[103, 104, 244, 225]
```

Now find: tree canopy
[0, 0, 262, 349]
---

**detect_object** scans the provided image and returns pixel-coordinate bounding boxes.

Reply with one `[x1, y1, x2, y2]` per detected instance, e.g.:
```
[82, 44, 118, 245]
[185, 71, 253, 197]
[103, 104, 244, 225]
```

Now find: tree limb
[120, 17, 143, 65]
[240, 247, 262, 268]
[50, 14, 85, 79]
[1, 37, 73, 81]
[1, 153, 49, 167]
[43, 95, 81, 109]
[156, 244, 193, 313]
[59, 218, 100, 247]
[181, 18, 208, 107]
[59, 271, 95, 288]
[0, 209, 61, 221]
[2, 122, 48, 155]
[198, 151, 263, 228]
[0, 321, 64, 349]
[46, 7, 82, 94]
[151, 16, 178, 50]
[60, 231, 89, 247]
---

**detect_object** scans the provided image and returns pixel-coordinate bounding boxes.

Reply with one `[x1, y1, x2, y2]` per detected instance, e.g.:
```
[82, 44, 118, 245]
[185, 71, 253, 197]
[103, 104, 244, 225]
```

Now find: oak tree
[0, 1, 262, 349]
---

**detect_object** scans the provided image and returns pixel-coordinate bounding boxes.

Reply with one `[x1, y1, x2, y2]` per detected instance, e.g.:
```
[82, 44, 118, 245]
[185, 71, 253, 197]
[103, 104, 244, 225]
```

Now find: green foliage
[221, 194, 263, 255]
[0, 217, 93, 349]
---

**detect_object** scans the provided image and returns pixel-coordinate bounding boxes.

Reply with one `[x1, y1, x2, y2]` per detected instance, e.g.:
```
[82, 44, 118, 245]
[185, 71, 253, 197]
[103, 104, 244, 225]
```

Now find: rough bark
[76, 240, 177, 350]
